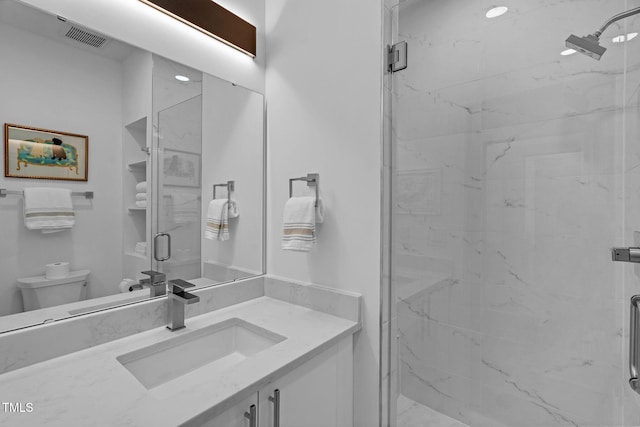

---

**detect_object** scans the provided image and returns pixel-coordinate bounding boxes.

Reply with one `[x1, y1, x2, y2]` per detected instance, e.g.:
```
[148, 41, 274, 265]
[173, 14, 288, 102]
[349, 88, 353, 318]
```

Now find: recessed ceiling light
[612, 32, 638, 43]
[486, 6, 508, 18]
[175, 75, 190, 82]
[561, 48, 577, 56]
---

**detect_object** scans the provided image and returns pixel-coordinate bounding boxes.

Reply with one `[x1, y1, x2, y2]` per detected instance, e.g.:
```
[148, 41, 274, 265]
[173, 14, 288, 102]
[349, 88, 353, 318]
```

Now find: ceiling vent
[64, 25, 109, 48]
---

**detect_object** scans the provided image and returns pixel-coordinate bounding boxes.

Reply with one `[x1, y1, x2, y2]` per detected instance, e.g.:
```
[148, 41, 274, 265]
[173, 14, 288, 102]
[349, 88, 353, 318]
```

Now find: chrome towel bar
[0, 188, 94, 199]
[289, 173, 319, 207]
[212, 180, 235, 207]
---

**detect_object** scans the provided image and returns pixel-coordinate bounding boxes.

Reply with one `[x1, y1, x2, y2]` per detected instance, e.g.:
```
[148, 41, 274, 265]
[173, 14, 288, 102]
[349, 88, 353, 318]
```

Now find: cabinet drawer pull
[244, 404, 257, 427]
[268, 389, 280, 427]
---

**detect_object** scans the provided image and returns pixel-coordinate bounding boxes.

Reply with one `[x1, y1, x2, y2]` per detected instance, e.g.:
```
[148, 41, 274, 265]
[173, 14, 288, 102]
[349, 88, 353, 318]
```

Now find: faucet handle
[168, 279, 195, 292]
[141, 270, 166, 283]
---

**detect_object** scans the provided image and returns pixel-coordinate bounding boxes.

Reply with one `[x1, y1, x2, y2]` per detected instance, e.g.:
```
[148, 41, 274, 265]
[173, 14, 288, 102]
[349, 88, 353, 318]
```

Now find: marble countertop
[0, 296, 360, 426]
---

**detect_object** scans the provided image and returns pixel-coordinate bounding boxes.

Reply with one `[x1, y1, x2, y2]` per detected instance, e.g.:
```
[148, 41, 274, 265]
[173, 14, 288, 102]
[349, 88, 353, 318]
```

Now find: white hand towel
[135, 200, 147, 208]
[281, 197, 323, 252]
[227, 198, 239, 218]
[135, 181, 147, 192]
[23, 187, 75, 233]
[135, 193, 147, 201]
[204, 199, 230, 241]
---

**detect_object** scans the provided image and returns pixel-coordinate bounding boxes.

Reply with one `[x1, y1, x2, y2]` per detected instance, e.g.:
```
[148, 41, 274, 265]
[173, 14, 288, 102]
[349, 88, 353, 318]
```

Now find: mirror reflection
[0, 0, 265, 333]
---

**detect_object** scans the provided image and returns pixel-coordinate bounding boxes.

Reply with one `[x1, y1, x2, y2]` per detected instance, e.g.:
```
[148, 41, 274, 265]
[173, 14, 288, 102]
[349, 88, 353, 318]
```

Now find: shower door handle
[153, 232, 171, 262]
[630, 295, 640, 394]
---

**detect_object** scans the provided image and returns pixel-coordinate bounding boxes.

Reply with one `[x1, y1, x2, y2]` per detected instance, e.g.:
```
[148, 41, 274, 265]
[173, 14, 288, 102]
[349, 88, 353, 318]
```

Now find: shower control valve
[611, 247, 640, 263]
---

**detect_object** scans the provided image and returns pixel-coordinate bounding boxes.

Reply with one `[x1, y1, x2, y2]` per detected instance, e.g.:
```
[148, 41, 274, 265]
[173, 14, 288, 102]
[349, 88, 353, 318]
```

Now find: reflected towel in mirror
[23, 187, 75, 234]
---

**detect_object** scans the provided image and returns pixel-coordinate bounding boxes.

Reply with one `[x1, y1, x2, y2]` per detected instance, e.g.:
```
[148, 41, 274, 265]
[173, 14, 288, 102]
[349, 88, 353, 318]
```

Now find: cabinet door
[259, 336, 353, 427]
[199, 393, 258, 427]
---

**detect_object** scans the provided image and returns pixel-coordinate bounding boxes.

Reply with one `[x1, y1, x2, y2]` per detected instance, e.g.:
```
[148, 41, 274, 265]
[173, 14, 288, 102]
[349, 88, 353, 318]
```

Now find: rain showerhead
[566, 6, 640, 60]
[565, 34, 606, 60]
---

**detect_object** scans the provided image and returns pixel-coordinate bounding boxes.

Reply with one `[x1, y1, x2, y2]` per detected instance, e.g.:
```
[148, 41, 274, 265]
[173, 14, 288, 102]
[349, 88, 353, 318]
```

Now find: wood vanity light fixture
[139, 0, 256, 57]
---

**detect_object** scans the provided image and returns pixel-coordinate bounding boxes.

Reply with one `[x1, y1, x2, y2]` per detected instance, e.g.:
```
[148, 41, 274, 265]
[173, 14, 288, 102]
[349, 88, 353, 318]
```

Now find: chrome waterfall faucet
[166, 279, 200, 331]
[140, 270, 167, 297]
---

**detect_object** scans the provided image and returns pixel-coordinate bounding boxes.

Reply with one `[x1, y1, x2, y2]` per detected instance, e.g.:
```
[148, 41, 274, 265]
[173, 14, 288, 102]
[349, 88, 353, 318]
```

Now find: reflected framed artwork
[163, 149, 200, 187]
[4, 123, 89, 181]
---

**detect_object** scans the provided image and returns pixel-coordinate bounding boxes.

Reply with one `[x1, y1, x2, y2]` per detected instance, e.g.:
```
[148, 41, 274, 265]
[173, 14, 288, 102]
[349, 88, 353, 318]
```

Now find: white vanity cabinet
[200, 336, 353, 427]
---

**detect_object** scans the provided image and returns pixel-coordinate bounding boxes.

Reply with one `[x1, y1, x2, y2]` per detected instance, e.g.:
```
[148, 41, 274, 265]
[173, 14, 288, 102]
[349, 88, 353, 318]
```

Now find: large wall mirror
[0, 0, 265, 333]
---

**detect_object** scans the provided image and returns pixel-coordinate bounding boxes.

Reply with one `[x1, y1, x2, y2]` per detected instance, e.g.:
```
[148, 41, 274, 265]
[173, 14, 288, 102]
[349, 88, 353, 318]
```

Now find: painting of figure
[4, 123, 88, 181]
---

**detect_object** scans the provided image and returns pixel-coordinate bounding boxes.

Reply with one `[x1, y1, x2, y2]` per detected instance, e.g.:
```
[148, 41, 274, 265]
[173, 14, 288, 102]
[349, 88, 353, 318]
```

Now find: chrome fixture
[611, 247, 640, 263]
[566, 6, 640, 60]
[630, 295, 640, 395]
[268, 389, 281, 426]
[140, 270, 167, 297]
[153, 232, 171, 262]
[289, 173, 319, 207]
[213, 180, 235, 209]
[166, 279, 200, 331]
[0, 188, 94, 199]
[244, 404, 257, 427]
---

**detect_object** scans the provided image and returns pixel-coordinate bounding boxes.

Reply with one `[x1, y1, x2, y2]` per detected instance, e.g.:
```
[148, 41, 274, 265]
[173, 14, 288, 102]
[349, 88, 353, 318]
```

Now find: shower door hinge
[387, 41, 407, 73]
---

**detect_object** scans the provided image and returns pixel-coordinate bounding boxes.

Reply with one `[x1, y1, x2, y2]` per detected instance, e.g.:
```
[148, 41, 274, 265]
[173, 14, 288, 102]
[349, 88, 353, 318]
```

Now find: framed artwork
[163, 149, 200, 187]
[4, 123, 88, 181]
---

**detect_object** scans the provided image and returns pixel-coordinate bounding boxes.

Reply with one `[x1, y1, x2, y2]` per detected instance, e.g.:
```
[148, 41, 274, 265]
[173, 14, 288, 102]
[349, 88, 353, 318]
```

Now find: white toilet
[16, 269, 90, 311]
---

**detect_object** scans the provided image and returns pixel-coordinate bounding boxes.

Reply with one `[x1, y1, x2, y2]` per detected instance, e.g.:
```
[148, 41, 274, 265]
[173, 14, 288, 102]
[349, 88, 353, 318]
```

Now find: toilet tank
[16, 270, 90, 311]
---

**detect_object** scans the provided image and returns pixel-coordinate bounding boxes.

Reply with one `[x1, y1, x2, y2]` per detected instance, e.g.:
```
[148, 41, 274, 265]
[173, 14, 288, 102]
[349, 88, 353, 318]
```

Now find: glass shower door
[386, 0, 640, 426]
[151, 56, 203, 282]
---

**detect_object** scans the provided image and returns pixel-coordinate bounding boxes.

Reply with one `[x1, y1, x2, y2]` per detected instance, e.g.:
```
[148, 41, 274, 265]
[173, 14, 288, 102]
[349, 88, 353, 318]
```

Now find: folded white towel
[135, 193, 147, 201]
[23, 187, 75, 233]
[204, 199, 230, 241]
[135, 200, 147, 208]
[134, 241, 147, 255]
[281, 197, 324, 252]
[135, 181, 147, 192]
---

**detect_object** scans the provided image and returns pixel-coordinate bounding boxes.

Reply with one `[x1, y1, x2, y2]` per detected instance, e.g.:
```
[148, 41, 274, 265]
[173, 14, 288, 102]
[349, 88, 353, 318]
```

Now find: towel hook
[289, 173, 319, 207]
[213, 181, 235, 208]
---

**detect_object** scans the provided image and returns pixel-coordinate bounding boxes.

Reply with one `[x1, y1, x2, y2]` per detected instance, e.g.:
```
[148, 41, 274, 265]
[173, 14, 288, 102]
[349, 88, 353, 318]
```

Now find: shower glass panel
[152, 56, 203, 281]
[385, 0, 640, 426]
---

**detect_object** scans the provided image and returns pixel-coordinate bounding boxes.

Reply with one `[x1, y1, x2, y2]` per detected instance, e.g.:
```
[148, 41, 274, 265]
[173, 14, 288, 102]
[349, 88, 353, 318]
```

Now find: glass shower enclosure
[383, 0, 640, 425]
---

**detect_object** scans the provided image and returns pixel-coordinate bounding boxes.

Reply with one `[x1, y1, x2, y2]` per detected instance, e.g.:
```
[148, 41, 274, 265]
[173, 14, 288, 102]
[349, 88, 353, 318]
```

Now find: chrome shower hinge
[387, 41, 407, 73]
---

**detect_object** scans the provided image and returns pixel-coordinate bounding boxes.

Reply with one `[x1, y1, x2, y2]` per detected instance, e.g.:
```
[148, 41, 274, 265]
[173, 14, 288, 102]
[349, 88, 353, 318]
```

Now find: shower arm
[593, 6, 640, 37]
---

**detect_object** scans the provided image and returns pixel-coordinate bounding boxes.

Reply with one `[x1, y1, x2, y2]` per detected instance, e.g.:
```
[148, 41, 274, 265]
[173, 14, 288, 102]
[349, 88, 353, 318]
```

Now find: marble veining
[387, 0, 638, 425]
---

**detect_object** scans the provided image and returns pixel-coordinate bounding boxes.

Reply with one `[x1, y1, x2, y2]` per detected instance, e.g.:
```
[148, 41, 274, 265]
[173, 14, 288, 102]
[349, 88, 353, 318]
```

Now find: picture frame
[4, 123, 88, 181]
[163, 149, 200, 187]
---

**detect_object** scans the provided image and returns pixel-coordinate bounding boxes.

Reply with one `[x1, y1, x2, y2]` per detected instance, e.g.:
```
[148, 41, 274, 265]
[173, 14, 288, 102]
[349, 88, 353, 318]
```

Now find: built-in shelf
[128, 207, 147, 213]
[128, 160, 147, 171]
[124, 251, 147, 260]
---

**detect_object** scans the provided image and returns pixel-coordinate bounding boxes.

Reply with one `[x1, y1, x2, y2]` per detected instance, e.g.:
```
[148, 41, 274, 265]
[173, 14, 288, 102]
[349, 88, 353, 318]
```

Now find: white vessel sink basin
[116, 318, 286, 389]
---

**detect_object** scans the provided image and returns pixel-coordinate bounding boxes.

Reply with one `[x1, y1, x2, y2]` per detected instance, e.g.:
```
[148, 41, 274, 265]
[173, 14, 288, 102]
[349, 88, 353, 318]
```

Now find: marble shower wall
[391, 0, 640, 425]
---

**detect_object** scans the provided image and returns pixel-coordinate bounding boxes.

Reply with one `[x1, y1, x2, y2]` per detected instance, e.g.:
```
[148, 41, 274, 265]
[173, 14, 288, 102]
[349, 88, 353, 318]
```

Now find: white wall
[202, 74, 264, 278]
[265, 1, 383, 425]
[19, 0, 265, 93]
[0, 20, 123, 314]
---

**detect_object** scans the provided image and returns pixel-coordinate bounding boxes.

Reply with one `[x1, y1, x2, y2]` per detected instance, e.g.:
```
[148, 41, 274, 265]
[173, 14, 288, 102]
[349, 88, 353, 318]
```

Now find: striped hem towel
[281, 196, 324, 252]
[24, 187, 75, 233]
[204, 199, 230, 241]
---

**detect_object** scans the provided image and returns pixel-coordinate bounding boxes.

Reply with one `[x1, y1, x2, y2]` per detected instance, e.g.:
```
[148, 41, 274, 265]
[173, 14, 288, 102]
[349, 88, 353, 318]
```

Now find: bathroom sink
[116, 318, 286, 389]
